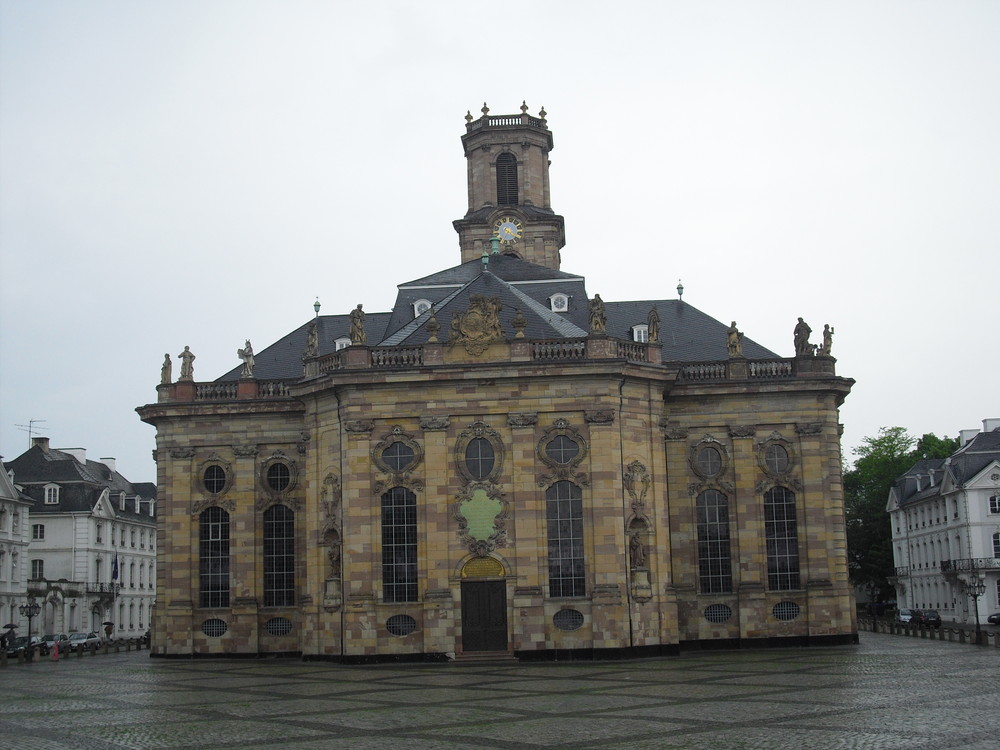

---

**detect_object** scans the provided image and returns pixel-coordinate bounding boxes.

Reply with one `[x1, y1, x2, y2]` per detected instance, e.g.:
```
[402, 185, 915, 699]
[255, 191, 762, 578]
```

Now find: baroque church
[138, 104, 857, 660]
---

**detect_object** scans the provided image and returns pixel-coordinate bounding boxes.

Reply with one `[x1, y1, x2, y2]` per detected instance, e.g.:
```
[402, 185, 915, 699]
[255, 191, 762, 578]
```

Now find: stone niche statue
[350, 304, 366, 345]
[178, 346, 196, 381]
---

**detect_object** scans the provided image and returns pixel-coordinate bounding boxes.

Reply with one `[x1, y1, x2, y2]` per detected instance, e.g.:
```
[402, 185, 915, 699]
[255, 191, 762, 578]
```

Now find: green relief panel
[459, 488, 501, 541]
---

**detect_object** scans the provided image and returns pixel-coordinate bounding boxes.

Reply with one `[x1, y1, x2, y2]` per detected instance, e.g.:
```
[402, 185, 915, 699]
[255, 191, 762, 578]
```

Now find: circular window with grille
[265, 617, 293, 636]
[697, 446, 723, 477]
[203, 465, 227, 494]
[764, 444, 790, 474]
[553, 609, 584, 632]
[386, 614, 417, 636]
[545, 435, 580, 465]
[201, 618, 228, 637]
[704, 604, 732, 623]
[772, 601, 800, 621]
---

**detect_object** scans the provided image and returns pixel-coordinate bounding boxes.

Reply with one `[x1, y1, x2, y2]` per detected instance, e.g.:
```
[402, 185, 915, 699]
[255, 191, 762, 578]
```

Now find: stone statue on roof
[793, 317, 813, 356]
[647, 307, 660, 343]
[727, 321, 744, 358]
[160, 354, 172, 385]
[350, 304, 367, 345]
[821, 324, 835, 356]
[238, 340, 255, 378]
[178, 346, 195, 381]
[589, 294, 606, 334]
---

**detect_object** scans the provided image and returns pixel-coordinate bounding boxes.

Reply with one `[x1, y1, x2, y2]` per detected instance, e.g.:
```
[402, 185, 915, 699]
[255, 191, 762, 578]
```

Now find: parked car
[895, 608, 917, 623]
[919, 610, 942, 628]
[987, 612, 1000, 625]
[67, 632, 102, 652]
[43, 633, 69, 650]
[5, 636, 48, 656]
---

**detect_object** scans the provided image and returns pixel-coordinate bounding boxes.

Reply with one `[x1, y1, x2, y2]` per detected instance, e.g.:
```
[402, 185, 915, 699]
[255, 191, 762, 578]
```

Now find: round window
[553, 609, 584, 631]
[772, 601, 800, 621]
[201, 618, 228, 637]
[697, 446, 722, 476]
[203, 465, 226, 494]
[704, 604, 732, 624]
[265, 617, 293, 636]
[386, 614, 417, 636]
[266, 463, 291, 492]
[545, 435, 579, 465]
[465, 438, 495, 480]
[381, 442, 415, 472]
[764, 444, 789, 474]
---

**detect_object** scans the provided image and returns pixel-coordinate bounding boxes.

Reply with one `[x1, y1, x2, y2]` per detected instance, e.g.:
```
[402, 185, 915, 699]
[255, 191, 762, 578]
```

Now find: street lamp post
[962, 574, 987, 645]
[18, 598, 41, 662]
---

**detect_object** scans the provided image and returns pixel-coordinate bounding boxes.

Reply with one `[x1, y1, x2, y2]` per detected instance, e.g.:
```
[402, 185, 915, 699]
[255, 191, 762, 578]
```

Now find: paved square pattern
[1, 632, 998, 749]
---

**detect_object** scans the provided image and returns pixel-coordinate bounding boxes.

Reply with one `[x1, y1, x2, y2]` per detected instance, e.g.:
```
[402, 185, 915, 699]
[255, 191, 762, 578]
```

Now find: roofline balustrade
[157, 337, 837, 405]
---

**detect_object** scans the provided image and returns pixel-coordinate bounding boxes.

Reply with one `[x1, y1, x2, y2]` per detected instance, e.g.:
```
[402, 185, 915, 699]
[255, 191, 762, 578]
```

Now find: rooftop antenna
[15, 419, 47, 447]
[676, 279, 684, 303]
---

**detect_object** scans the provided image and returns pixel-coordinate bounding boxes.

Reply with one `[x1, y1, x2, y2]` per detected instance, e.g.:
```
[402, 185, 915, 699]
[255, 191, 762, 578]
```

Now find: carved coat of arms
[448, 295, 504, 355]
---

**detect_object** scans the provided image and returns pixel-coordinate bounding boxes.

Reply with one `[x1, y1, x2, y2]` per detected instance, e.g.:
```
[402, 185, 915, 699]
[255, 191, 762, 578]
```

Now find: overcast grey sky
[2, 0, 998, 482]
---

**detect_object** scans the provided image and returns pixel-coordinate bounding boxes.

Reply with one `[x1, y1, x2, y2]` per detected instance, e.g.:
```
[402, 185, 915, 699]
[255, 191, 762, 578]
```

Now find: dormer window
[413, 299, 432, 318]
[44, 484, 60, 504]
[550, 294, 568, 312]
[335, 337, 351, 351]
[632, 325, 649, 343]
[120, 492, 126, 511]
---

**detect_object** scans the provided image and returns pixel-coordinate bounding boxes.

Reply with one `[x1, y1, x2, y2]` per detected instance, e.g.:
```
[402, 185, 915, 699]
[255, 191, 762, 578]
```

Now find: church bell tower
[453, 102, 566, 270]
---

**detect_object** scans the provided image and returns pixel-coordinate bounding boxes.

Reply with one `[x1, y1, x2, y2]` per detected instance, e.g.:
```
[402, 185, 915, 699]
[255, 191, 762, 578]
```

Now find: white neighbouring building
[0, 465, 32, 629]
[3, 438, 157, 640]
[887, 419, 1000, 624]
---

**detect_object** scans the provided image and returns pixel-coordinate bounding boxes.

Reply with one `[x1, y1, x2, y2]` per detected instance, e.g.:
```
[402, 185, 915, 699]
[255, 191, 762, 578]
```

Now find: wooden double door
[460, 580, 508, 652]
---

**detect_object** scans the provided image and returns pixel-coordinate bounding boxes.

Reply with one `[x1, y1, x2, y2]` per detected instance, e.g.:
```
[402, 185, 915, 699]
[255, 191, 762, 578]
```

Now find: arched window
[764, 486, 800, 590]
[199, 507, 230, 608]
[496, 152, 518, 206]
[263, 505, 295, 606]
[464, 438, 495, 480]
[546, 481, 585, 597]
[381, 487, 417, 602]
[696, 490, 732, 593]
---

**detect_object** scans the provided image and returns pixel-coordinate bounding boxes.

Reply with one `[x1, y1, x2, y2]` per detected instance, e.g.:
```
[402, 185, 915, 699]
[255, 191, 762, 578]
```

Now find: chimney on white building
[983, 418, 1000, 433]
[33, 436, 50, 453]
[62, 448, 86, 464]
[100, 457, 117, 474]
[959, 429, 979, 446]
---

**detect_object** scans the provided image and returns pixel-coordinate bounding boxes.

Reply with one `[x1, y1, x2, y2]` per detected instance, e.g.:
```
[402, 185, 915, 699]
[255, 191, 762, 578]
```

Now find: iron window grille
[764, 486, 800, 590]
[381, 487, 418, 602]
[546, 480, 585, 597]
[199, 507, 230, 608]
[263, 505, 295, 607]
[697, 490, 733, 593]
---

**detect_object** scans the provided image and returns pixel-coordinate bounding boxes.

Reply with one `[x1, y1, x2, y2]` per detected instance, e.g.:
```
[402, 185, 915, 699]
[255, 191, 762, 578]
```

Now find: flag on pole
[112, 554, 119, 581]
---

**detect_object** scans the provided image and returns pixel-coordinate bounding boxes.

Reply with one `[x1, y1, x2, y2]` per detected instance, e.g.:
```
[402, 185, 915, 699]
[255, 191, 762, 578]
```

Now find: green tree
[843, 427, 959, 602]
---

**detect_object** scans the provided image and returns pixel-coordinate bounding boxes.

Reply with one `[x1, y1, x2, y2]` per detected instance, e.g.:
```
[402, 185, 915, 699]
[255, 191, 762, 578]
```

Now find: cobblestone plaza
[2, 632, 998, 749]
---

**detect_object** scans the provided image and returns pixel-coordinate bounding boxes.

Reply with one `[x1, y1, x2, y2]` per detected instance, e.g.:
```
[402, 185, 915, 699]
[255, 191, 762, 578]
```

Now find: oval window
[265, 617, 293, 636]
[553, 609, 584, 631]
[386, 614, 417, 636]
[201, 618, 228, 637]
[765, 444, 789, 474]
[772, 601, 800, 621]
[266, 463, 291, 492]
[465, 438, 495, 480]
[697, 446, 722, 476]
[704, 604, 732, 623]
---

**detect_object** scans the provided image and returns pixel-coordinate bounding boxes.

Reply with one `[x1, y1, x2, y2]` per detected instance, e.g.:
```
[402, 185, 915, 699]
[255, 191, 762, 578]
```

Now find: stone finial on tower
[481, 102, 489, 116]
[539, 106, 547, 119]
[520, 100, 528, 114]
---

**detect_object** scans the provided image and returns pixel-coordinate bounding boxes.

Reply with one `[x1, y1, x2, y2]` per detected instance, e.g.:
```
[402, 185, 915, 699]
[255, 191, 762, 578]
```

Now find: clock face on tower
[493, 216, 523, 245]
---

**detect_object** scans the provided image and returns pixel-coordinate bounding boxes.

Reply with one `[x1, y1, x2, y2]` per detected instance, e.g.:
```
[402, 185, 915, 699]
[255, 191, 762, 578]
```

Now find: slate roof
[3, 445, 156, 521]
[216, 254, 780, 382]
[947, 429, 1000, 486]
[891, 458, 948, 506]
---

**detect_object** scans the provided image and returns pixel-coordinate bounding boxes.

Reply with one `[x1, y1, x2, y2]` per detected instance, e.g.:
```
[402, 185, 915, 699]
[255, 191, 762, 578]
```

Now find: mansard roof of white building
[3, 439, 156, 521]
